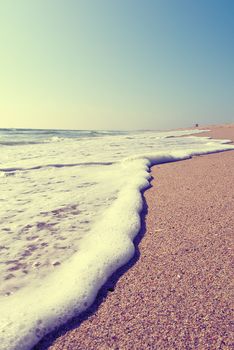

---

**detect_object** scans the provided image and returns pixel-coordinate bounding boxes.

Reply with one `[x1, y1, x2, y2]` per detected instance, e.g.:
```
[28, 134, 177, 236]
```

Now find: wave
[0, 141, 43, 146]
[1, 138, 234, 350]
[0, 129, 128, 147]
[0, 162, 114, 174]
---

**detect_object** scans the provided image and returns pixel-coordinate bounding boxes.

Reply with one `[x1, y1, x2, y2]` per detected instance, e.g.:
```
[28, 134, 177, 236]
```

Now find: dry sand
[35, 124, 234, 350]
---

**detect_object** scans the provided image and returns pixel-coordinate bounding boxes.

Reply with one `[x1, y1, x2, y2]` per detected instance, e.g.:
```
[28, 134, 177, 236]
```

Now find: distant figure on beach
[195, 123, 199, 127]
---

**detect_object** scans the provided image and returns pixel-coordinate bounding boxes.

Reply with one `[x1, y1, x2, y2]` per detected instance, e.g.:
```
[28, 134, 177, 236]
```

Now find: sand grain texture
[35, 124, 234, 350]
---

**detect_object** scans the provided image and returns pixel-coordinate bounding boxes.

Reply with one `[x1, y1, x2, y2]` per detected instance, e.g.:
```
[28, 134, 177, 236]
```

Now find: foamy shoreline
[33, 124, 234, 350]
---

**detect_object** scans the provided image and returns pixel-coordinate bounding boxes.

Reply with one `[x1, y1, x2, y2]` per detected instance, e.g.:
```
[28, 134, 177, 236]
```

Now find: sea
[0, 127, 233, 350]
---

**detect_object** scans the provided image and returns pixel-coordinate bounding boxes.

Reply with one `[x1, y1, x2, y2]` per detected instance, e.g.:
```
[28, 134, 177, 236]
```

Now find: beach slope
[35, 124, 234, 350]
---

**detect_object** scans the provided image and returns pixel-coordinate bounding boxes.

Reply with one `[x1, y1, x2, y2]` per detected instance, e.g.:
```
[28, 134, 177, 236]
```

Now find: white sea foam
[0, 129, 233, 350]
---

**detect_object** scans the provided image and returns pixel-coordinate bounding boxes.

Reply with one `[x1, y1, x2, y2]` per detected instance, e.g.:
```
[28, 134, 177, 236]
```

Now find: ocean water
[0, 128, 233, 350]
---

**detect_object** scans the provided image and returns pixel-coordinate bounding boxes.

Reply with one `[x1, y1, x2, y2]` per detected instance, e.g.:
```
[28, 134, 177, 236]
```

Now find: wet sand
[35, 124, 234, 350]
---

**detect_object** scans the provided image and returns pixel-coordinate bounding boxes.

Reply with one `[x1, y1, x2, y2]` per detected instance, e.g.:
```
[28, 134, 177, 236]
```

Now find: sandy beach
[35, 124, 234, 350]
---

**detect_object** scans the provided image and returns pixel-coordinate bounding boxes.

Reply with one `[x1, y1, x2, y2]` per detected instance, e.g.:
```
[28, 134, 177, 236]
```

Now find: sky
[0, 0, 233, 130]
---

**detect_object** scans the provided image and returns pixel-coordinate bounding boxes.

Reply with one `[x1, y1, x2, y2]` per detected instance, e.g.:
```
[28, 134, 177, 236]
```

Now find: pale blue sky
[0, 0, 233, 130]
